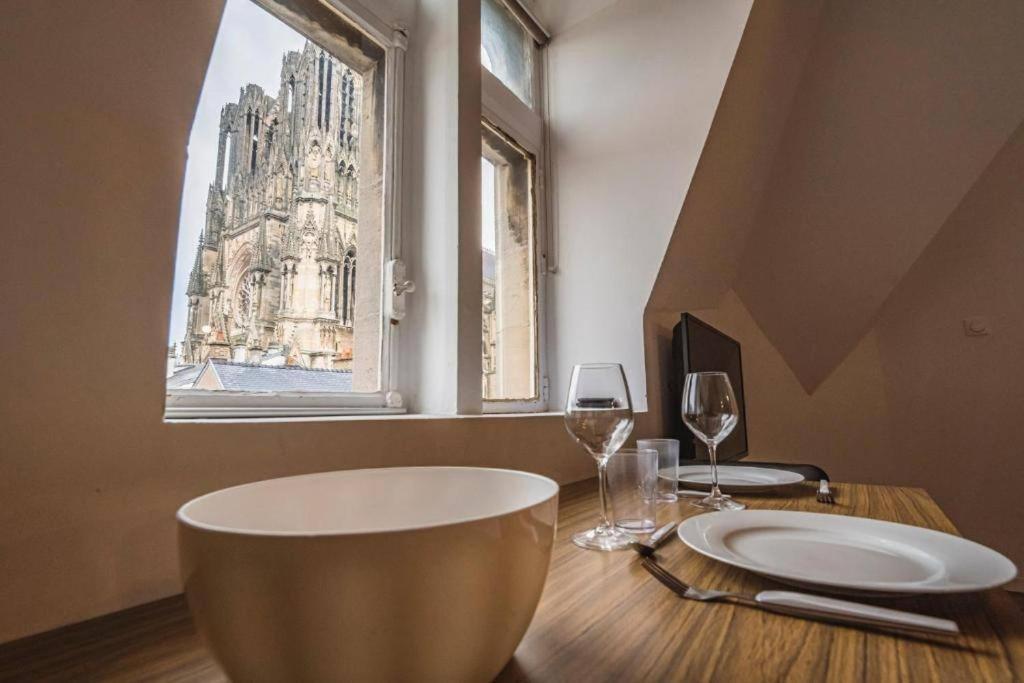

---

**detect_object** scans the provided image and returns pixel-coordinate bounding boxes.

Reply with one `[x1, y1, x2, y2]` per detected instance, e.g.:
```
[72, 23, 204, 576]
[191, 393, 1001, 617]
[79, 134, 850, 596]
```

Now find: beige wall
[644, 262, 1023, 578]
[0, 0, 592, 644]
[872, 120, 1024, 575]
[643, 293, 894, 483]
[641, 0, 1024, 582]
[734, 0, 1024, 392]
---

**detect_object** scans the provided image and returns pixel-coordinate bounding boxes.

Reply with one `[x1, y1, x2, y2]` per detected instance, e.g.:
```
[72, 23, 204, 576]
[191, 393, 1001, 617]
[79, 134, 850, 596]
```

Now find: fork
[635, 552, 958, 636]
[817, 478, 835, 504]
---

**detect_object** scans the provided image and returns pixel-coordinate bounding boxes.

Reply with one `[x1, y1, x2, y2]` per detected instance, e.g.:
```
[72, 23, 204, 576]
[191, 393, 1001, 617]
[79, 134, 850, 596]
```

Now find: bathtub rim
[176, 466, 560, 538]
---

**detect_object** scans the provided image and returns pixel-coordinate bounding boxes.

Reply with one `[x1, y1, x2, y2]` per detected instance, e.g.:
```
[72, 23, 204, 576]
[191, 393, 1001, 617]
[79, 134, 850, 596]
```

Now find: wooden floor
[0, 595, 226, 682]
[0, 489, 1021, 682]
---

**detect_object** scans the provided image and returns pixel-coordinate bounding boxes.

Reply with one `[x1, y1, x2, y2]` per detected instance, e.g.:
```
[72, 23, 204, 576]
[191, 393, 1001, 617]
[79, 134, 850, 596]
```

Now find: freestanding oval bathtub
[177, 467, 559, 682]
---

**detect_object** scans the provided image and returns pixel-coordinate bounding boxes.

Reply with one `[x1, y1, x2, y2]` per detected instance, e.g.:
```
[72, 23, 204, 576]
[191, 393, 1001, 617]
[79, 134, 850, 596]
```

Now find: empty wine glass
[681, 371, 745, 511]
[564, 363, 635, 550]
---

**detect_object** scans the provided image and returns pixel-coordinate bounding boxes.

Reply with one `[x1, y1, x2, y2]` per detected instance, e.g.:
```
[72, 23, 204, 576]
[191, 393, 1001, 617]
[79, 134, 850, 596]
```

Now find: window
[325, 54, 333, 132]
[165, 0, 405, 418]
[481, 0, 536, 108]
[481, 122, 537, 402]
[250, 110, 260, 173]
[317, 52, 325, 129]
[480, 0, 550, 411]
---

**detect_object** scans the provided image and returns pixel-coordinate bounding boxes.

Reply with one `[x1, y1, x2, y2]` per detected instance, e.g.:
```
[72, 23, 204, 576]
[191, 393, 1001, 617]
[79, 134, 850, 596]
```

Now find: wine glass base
[690, 493, 746, 511]
[572, 525, 635, 551]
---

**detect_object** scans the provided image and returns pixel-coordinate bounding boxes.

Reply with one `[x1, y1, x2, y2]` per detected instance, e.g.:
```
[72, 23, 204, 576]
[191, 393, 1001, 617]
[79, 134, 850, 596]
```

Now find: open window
[480, 0, 550, 412]
[481, 122, 538, 403]
[165, 0, 406, 418]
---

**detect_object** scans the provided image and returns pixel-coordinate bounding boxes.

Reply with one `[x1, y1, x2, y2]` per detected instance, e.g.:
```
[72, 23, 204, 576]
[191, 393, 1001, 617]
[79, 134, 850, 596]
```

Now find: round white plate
[678, 510, 1018, 595]
[663, 465, 804, 493]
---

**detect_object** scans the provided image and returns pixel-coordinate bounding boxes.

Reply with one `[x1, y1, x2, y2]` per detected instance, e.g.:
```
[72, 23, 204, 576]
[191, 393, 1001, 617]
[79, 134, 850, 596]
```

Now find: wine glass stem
[597, 458, 612, 531]
[708, 440, 722, 499]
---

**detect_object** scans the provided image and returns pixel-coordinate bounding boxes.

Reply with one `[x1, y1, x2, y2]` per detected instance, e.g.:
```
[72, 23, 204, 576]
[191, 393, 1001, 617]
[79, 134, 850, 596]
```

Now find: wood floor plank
[0, 596, 225, 683]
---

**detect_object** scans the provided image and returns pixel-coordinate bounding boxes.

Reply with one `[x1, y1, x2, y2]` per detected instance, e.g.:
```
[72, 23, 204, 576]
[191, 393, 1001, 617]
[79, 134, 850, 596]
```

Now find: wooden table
[497, 479, 1024, 682]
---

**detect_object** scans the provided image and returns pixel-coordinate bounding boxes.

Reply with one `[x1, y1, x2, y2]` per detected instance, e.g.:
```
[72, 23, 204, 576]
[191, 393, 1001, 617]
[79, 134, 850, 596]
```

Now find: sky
[168, 0, 305, 344]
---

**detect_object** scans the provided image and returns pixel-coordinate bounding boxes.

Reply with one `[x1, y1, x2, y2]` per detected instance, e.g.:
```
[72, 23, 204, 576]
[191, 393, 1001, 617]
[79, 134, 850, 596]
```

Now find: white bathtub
[177, 467, 559, 682]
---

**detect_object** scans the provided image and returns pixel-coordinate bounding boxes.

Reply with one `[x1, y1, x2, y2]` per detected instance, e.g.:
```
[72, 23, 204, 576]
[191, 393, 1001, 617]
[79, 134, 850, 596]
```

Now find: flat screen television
[670, 313, 748, 461]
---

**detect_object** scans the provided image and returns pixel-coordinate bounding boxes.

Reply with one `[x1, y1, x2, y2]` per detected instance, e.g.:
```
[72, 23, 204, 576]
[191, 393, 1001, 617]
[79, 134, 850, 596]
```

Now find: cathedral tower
[183, 43, 363, 370]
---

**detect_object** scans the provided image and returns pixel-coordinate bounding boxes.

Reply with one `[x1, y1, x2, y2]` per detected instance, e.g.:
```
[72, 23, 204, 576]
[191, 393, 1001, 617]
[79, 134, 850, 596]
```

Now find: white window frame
[480, 14, 549, 414]
[166, 0, 407, 420]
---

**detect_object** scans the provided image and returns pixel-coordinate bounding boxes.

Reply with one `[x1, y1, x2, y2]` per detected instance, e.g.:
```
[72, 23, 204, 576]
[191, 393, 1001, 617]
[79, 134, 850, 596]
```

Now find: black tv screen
[671, 314, 748, 461]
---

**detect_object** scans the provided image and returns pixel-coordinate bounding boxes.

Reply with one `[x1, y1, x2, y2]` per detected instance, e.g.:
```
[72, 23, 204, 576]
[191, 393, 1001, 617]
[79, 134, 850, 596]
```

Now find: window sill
[164, 409, 565, 425]
[164, 389, 403, 420]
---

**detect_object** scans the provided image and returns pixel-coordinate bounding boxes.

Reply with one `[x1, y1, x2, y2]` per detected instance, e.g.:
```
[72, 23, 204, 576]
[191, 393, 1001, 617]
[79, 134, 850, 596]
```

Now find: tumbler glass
[607, 448, 658, 535]
[637, 438, 680, 502]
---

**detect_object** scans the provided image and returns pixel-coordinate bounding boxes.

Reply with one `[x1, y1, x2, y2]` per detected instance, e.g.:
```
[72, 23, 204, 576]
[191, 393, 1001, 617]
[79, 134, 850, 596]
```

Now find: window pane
[167, 0, 385, 396]
[482, 121, 537, 401]
[481, 0, 536, 108]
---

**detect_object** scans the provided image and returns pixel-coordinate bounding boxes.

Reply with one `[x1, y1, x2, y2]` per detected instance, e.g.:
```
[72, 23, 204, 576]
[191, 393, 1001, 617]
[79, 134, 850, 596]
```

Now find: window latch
[385, 259, 415, 322]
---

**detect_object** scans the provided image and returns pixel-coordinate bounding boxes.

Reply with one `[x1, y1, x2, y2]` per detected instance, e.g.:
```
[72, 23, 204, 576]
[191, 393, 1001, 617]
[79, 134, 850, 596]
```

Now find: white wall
[402, 0, 486, 415]
[545, 0, 752, 411]
[400, 0, 467, 413]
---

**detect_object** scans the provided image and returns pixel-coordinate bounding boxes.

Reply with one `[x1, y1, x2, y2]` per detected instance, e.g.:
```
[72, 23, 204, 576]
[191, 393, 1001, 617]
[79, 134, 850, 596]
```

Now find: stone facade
[183, 42, 362, 371]
[482, 249, 498, 396]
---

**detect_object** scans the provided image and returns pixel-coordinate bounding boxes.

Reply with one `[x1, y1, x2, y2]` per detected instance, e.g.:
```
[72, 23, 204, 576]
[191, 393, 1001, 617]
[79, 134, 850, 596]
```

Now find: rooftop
[166, 364, 202, 389]
[180, 359, 354, 393]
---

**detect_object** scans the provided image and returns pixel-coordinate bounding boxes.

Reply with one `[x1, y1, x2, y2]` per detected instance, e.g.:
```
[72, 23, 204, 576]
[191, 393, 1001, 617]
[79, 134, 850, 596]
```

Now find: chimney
[166, 344, 177, 378]
[206, 327, 232, 361]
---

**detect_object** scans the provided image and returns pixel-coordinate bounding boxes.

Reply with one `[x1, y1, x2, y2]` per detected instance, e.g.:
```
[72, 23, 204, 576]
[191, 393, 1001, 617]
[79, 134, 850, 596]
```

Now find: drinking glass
[636, 438, 680, 502]
[564, 363, 635, 550]
[608, 448, 658, 534]
[681, 371, 745, 511]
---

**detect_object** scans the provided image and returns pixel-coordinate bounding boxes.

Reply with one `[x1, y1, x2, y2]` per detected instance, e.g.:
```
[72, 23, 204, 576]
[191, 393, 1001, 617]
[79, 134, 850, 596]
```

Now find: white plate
[664, 465, 804, 493]
[678, 510, 1018, 595]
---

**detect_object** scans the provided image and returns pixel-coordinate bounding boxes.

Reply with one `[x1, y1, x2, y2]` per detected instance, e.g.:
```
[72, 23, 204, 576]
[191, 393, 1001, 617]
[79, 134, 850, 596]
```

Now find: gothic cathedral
[182, 42, 361, 370]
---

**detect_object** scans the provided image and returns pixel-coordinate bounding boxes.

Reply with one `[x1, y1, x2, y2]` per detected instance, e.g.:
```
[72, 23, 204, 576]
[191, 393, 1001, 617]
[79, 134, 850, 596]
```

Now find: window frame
[480, 21, 549, 414]
[165, 0, 407, 420]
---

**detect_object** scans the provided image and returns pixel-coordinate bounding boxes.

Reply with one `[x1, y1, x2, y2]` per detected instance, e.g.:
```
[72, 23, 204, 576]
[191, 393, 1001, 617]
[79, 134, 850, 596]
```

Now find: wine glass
[564, 363, 635, 550]
[681, 371, 745, 511]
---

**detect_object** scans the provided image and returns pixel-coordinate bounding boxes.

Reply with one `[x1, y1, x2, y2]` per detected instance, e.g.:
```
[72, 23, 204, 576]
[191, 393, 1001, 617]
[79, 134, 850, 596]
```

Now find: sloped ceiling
[529, 0, 622, 36]
[647, 0, 825, 313]
[650, 0, 1024, 393]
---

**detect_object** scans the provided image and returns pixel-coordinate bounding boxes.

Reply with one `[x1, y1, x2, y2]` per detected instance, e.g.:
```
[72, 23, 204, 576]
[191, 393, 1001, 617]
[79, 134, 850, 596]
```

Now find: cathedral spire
[317, 217, 341, 262]
[204, 185, 225, 241]
[252, 219, 274, 273]
[281, 220, 301, 261]
[186, 234, 207, 297]
[208, 236, 226, 289]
